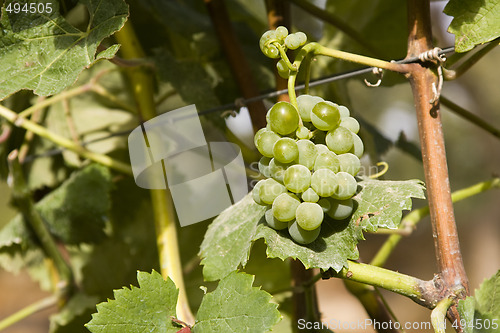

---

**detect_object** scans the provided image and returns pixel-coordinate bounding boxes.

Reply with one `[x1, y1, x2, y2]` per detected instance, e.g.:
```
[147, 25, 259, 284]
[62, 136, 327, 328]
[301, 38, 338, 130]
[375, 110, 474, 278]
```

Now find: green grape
[337, 153, 361, 176]
[301, 187, 319, 202]
[340, 117, 360, 134]
[284, 33, 303, 50]
[269, 158, 289, 183]
[314, 151, 340, 172]
[252, 180, 266, 205]
[284, 164, 311, 193]
[265, 208, 288, 230]
[288, 220, 320, 244]
[311, 168, 337, 197]
[259, 178, 287, 204]
[297, 95, 323, 122]
[258, 156, 272, 178]
[296, 139, 317, 170]
[275, 26, 288, 41]
[256, 130, 280, 157]
[349, 132, 364, 158]
[338, 105, 350, 118]
[273, 137, 299, 163]
[295, 32, 307, 46]
[318, 198, 331, 213]
[315, 144, 330, 155]
[311, 101, 341, 131]
[254, 128, 266, 148]
[273, 192, 300, 222]
[333, 172, 357, 200]
[268, 102, 300, 135]
[259, 30, 280, 58]
[296, 202, 323, 230]
[326, 126, 354, 154]
[296, 126, 310, 140]
[276, 59, 290, 79]
[327, 198, 354, 220]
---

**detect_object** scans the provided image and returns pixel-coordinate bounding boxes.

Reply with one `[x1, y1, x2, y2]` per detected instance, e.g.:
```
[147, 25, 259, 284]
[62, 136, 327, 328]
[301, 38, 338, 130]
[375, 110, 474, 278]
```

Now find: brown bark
[406, 0, 469, 328]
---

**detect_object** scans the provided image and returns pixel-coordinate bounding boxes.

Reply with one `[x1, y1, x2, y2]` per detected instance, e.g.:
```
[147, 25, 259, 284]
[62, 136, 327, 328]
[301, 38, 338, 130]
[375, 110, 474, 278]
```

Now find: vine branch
[7, 150, 73, 294]
[0, 104, 132, 175]
[114, 20, 194, 325]
[406, 0, 469, 327]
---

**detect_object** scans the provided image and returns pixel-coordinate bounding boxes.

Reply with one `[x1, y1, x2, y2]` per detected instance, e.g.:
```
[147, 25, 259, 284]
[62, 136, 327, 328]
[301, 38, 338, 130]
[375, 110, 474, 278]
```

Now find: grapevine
[253, 27, 365, 244]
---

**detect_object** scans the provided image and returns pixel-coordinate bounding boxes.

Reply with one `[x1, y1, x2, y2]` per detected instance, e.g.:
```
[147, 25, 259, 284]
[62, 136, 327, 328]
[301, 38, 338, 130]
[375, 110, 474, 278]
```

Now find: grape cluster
[253, 96, 364, 244]
[259, 26, 307, 79]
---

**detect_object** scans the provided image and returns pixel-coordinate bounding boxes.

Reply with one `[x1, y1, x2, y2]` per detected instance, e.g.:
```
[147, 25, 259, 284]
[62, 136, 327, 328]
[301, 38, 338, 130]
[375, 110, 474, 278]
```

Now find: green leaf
[255, 216, 361, 272]
[199, 194, 267, 281]
[457, 297, 476, 333]
[201, 179, 424, 275]
[352, 178, 426, 232]
[457, 271, 500, 333]
[444, 0, 500, 52]
[0, 164, 112, 252]
[475, 270, 500, 318]
[154, 49, 220, 111]
[86, 270, 179, 333]
[255, 178, 424, 272]
[0, 0, 129, 100]
[193, 272, 281, 333]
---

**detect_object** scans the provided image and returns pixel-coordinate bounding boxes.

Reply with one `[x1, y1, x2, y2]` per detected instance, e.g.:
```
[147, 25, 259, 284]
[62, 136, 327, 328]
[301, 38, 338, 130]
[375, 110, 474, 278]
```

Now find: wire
[23, 46, 455, 162]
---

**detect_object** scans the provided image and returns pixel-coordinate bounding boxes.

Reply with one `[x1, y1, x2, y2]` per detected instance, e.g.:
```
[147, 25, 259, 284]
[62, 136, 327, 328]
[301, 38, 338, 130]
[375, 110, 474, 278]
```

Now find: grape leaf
[475, 270, 500, 319]
[199, 194, 267, 281]
[154, 49, 220, 111]
[254, 215, 362, 272]
[0, 163, 112, 252]
[352, 178, 426, 232]
[457, 297, 476, 333]
[457, 270, 500, 333]
[0, 0, 128, 100]
[85, 270, 179, 333]
[201, 178, 425, 276]
[444, 0, 500, 52]
[193, 271, 281, 333]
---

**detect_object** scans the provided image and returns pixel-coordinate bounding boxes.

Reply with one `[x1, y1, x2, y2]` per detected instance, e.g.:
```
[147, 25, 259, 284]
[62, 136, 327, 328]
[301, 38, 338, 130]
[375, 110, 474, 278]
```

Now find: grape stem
[284, 42, 409, 123]
[271, 41, 296, 71]
[431, 296, 455, 333]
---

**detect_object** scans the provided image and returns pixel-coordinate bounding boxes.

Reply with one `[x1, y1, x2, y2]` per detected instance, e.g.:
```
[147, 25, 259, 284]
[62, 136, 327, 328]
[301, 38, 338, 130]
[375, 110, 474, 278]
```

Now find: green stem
[0, 296, 57, 331]
[324, 260, 425, 303]
[315, 44, 408, 72]
[440, 95, 500, 140]
[7, 150, 73, 292]
[371, 178, 500, 267]
[0, 105, 132, 175]
[18, 84, 92, 118]
[114, 20, 194, 325]
[431, 296, 454, 333]
[288, 0, 382, 56]
[288, 72, 299, 109]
